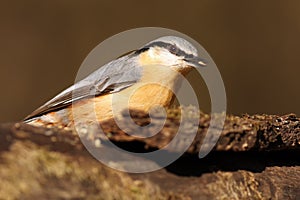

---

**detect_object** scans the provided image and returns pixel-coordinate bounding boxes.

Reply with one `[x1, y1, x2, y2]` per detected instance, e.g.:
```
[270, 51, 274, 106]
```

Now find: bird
[24, 36, 206, 127]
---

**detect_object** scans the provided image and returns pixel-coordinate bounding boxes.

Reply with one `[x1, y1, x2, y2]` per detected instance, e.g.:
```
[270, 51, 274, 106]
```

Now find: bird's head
[136, 36, 206, 73]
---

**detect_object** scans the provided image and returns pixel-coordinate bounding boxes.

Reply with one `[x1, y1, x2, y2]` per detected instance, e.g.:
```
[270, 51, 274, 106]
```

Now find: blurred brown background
[0, 0, 299, 122]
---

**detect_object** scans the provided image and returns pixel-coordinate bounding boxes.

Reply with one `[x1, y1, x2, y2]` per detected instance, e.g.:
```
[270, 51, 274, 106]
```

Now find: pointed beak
[184, 56, 207, 68]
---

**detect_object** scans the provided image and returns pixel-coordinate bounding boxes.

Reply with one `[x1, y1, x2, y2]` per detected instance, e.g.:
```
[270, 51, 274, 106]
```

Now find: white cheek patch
[146, 48, 183, 67]
[161, 51, 181, 65]
[148, 48, 157, 58]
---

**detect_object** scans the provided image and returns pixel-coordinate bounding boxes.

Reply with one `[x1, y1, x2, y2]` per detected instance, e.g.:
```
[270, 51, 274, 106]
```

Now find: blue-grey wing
[24, 54, 142, 121]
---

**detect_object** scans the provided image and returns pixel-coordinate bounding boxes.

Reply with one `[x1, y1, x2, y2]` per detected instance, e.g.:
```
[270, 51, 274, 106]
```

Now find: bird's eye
[168, 45, 179, 55]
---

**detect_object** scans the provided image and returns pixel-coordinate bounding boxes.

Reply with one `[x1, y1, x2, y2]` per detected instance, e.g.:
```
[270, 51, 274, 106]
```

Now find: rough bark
[0, 108, 299, 199]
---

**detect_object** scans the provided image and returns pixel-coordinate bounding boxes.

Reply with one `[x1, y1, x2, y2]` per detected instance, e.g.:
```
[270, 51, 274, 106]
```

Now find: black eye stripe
[141, 41, 195, 58]
[134, 47, 149, 55]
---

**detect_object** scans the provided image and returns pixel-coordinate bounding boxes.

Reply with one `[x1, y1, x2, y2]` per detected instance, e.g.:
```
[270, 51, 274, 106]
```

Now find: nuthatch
[24, 36, 206, 127]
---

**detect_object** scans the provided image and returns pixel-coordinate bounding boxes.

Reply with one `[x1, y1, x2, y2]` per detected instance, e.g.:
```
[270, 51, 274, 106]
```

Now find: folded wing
[24, 54, 142, 121]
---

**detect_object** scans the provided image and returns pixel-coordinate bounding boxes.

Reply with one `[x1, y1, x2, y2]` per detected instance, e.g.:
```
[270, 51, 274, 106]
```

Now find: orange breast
[70, 64, 182, 124]
[29, 64, 192, 127]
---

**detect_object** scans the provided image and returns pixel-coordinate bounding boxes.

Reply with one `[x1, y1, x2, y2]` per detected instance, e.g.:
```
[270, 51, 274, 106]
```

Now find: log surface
[0, 109, 299, 199]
